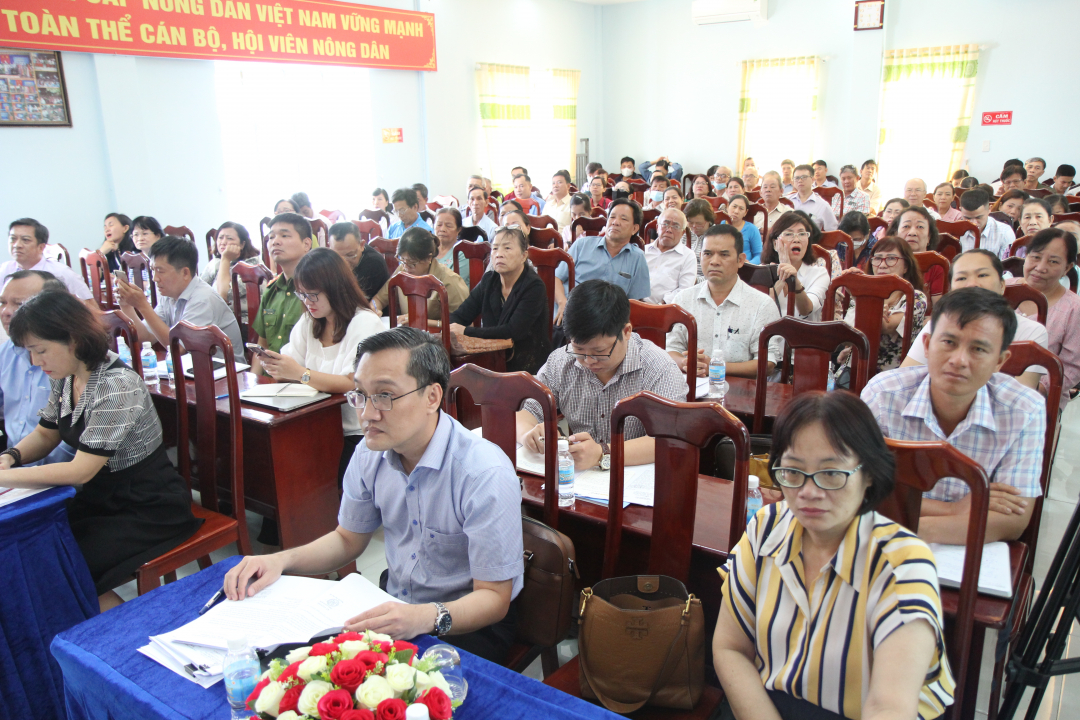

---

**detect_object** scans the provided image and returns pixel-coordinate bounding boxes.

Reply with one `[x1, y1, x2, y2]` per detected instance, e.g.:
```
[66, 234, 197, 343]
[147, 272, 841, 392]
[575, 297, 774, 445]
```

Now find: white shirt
[0, 256, 94, 300]
[752, 203, 792, 234]
[905, 311, 1049, 375]
[960, 216, 1014, 259]
[543, 194, 574, 230]
[462, 212, 499, 242]
[776, 262, 830, 322]
[785, 192, 839, 231]
[281, 308, 384, 435]
[643, 241, 697, 304]
[666, 278, 783, 366]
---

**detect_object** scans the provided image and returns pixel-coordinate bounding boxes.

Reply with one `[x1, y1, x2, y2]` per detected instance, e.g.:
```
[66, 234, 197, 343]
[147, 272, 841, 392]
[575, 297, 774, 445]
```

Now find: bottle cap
[557, 438, 569, 452]
[142, 341, 153, 349]
[748, 475, 760, 489]
[226, 633, 248, 653]
[406, 704, 431, 720]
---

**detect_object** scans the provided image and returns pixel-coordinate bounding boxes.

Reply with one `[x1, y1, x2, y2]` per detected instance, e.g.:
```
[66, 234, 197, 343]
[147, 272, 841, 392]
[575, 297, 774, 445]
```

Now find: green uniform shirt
[252, 274, 305, 353]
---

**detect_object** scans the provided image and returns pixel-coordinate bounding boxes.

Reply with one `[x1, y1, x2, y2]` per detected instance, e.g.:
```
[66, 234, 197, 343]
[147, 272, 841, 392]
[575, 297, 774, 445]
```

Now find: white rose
[260, 668, 272, 681]
[366, 631, 393, 644]
[297, 654, 328, 681]
[253, 680, 287, 717]
[384, 663, 416, 697]
[277, 713, 301, 720]
[415, 669, 453, 697]
[297, 680, 333, 717]
[285, 646, 311, 664]
[338, 639, 370, 659]
[356, 674, 394, 709]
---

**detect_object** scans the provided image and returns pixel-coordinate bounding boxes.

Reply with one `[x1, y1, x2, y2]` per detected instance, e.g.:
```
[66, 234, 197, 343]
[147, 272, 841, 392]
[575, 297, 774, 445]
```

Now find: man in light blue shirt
[0, 270, 75, 464]
[387, 187, 434, 239]
[638, 156, 684, 182]
[786, 163, 839, 231]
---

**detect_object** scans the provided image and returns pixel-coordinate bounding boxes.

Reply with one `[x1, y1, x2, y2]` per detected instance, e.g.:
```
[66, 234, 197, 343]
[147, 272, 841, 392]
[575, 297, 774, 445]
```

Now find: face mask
[712, 181, 723, 192]
[622, 168, 635, 177]
[650, 190, 664, 202]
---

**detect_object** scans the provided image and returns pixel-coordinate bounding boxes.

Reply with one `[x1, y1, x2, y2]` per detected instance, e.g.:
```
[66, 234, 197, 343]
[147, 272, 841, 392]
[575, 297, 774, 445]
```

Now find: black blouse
[450, 265, 552, 374]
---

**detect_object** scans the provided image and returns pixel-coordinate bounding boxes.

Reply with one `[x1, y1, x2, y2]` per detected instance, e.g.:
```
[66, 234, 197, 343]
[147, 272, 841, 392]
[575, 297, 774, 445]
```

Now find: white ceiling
[569, 0, 647, 5]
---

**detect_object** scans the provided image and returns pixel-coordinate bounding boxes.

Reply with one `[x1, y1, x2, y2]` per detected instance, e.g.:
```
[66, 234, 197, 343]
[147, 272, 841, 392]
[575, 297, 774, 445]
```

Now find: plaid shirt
[861, 366, 1044, 501]
[842, 187, 871, 216]
[523, 333, 686, 443]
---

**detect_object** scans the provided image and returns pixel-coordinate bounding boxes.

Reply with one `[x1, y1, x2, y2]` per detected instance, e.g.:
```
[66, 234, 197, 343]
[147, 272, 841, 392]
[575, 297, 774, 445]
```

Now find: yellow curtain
[737, 56, 820, 174]
[875, 44, 980, 195]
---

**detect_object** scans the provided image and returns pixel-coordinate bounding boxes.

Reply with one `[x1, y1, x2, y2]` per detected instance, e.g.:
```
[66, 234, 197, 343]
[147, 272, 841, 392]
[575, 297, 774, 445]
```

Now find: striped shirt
[722, 503, 954, 719]
[861, 366, 1045, 501]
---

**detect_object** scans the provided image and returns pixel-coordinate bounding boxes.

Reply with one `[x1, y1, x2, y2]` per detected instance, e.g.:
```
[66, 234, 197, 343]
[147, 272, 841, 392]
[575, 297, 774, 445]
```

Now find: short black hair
[553, 169, 572, 184]
[391, 188, 420, 209]
[768, 391, 896, 515]
[838, 210, 870, 237]
[10, 291, 110, 368]
[608, 197, 643, 228]
[8, 217, 48, 244]
[435, 206, 462, 229]
[861, 159, 877, 170]
[1021, 197, 1053, 216]
[704, 223, 743, 255]
[930, 287, 1017, 352]
[132, 215, 163, 237]
[1001, 165, 1027, 181]
[812, 159, 828, 169]
[586, 162, 603, 174]
[511, 166, 528, 176]
[411, 183, 429, 201]
[960, 188, 991, 211]
[397, 227, 438, 260]
[948, 249, 1003, 282]
[149, 235, 199, 276]
[563, 279, 630, 344]
[6, 269, 65, 294]
[271, 212, 312, 241]
[372, 188, 390, 203]
[291, 191, 311, 210]
[1054, 164, 1075, 178]
[1028, 227, 1078, 265]
[329, 221, 360, 243]
[354, 325, 449, 393]
[620, 156, 635, 167]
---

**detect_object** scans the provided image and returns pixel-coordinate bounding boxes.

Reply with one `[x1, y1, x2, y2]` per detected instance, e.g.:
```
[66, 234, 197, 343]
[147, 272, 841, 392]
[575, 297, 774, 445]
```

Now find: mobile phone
[245, 343, 269, 357]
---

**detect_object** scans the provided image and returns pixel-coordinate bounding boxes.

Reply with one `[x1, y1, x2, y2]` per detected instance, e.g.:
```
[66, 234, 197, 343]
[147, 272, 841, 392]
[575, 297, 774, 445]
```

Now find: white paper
[0, 487, 49, 509]
[929, 541, 1014, 599]
[151, 634, 228, 676]
[240, 383, 319, 398]
[138, 643, 222, 688]
[516, 443, 654, 507]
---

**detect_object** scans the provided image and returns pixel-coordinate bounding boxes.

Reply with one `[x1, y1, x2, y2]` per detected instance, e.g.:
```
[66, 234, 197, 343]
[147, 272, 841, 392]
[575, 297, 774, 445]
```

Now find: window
[875, 44, 980, 195]
[736, 56, 821, 173]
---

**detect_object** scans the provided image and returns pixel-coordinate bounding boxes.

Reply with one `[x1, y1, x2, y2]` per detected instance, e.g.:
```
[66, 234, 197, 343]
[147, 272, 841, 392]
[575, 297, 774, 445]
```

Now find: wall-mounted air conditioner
[692, 0, 768, 25]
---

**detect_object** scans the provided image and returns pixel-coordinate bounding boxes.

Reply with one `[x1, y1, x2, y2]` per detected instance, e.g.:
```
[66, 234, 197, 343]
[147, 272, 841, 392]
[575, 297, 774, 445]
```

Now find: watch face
[437, 611, 452, 635]
[600, 455, 611, 471]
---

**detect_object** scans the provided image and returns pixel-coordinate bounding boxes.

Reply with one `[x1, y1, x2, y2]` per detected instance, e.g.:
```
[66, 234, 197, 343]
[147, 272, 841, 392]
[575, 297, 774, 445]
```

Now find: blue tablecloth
[1, 486, 98, 720]
[52, 556, 619, 720]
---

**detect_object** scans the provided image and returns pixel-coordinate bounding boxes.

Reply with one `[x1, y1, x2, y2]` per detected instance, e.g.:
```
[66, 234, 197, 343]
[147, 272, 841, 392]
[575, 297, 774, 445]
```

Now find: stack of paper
[239, 383, 320, 399]
[516, 444, 654, 508]
[928, 541, 1014, 598]
[0, 487, 49, 509]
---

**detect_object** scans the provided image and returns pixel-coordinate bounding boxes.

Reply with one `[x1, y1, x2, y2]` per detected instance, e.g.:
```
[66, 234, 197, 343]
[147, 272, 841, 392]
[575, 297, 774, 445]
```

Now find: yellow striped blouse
[721, 502, 955, 719]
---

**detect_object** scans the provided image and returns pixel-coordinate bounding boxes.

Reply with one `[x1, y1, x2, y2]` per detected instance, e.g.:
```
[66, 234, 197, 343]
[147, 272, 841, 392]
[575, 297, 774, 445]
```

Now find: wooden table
[711, 376, 792, 421]
[150, 371, 346, 550]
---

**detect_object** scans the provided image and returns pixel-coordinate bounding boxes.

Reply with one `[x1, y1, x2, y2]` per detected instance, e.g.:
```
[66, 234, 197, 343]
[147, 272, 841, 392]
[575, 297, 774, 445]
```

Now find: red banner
[0, 0, 436, 71]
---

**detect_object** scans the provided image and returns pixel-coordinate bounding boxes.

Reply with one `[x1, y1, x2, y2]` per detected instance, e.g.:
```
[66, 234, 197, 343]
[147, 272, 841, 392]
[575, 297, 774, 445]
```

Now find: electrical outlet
[982, 141, 991, 152]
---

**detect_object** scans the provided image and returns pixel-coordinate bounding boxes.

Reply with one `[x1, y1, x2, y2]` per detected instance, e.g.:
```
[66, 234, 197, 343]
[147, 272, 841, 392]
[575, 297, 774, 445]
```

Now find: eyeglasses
[564, 337, 620, 362]
[771, 465, 863, 490]
[793, 175, 812, 182]
[778, 231, 811, 241]
[295, 291, 321, 302]
[870, 255, 902, 267]
[345, 384, 429, 411]
[395, 256, 428, 271]
[715, 174, 731, 181]
[659, 221, 682, 231]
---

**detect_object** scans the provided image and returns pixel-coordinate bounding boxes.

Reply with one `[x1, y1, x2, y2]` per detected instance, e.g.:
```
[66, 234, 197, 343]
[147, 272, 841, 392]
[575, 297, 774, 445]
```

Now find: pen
[215, 393, 229, 399]
[198, 588, 226, 615]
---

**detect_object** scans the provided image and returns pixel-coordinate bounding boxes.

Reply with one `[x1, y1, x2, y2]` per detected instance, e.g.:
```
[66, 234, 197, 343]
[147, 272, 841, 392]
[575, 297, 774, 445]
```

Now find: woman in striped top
[714, 391, 953, 720]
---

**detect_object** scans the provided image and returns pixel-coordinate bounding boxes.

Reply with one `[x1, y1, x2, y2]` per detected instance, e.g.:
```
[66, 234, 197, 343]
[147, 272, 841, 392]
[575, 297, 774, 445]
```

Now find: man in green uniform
[251, 212, 311, 375]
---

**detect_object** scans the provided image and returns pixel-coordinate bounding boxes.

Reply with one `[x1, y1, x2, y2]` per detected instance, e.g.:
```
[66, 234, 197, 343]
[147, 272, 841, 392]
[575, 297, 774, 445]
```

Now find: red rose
[244, 677, 270, 710]
[335, 631, 365, 643]
[371, 640, 392, 654]
[376, 698, 407, 720]
[417, 687, 453, 720]
[391, 640, 419, 664]
[355, 650, 389, 671]
[278, 661, 302, 683]
[317, 688, 356, 720]
[309, 641, 340, 656]
[330, 658, 368, 693]
[278, 684, 304, 714]
[340, 710, 376, 720]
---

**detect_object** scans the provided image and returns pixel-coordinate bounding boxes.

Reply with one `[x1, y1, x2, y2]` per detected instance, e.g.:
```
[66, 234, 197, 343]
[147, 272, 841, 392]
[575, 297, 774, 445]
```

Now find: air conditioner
[692, 0, 768, 25]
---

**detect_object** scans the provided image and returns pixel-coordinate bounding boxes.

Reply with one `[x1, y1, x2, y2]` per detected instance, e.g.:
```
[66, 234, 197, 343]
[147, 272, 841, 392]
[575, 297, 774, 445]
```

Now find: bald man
[903, 178, 940, 220]
[644, 207, 696, 304]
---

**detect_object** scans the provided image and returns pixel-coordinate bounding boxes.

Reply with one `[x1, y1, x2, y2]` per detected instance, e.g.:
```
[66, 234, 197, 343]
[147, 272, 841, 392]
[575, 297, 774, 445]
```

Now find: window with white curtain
[736, 56, 821, 174]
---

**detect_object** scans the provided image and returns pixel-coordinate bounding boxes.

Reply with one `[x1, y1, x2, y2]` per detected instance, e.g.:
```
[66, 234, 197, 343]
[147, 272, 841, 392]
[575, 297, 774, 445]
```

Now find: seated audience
[753, 171, 792, 236]
[786, 164, 838, 231]
[291, 192, 314, 219]
[449, 226, 550, 374]
[722, 194, 763, 263]
[372, 227, 468, 322]
[1024, 157, 1047, 191]
[388, 188, 433, 238]
[251, 213, 313, 371]
[1050, 164, 1075, 195]
[724, 176, 746, 200]
[1047, 195, 1071, 217]
[3, 292, 200, 611]
[992, 189, 1028, 227]
[952, 169, 969, 187]
[715, 391, 954, 720]
[4, 218, 95, 305]
[742, 167, 760, 191]
[764, 212, 830, 322]
[115, 236, 245, 362]
[838, 164, 871, 216]
[516, 280, 685, 469]
[644, 207, 696, 304]
[811, 159, 836, 188]
[275, 198, 298, 215]
[618, 156, 645, 182]
[433, 208, 470, 287]
[858, 159, 882, 214]
[327, 221, 390, 302]
[779, 159, 795, 194]
[0, 270, 76, 464]
[224, 327, 525, 664]
[262, 248, 383, 484]
[200, 221, 261, 323]
[839, 210, 874, 268]
[462, 185, 500, 240]
[588, 175, 611, 211]
[511, 173, 542, 215]
[997, 164, 1027, 193]
[371, 188, 391, 213]
[638, 156, 683, 182]
[99, 212, 136, 270]
[411, 183, 431, 215]
[689, 174, 714, 201]
[643, 174, 670, 210]
[499, 202, 533, 245]
[901, 249, 1048, 390]
[932, 182, 964, 222]
[562, 193, 592, 247]
[544, 170, 574, 229]
[667, 225, 781, 379]
[959, 176, 980, 190]
[1022, 228, 1080, 408]
[904, 178, 939, 219]
[685, 199, 715, 281]
[874, 198, 909, 240]
[662, 185, 685, 212]
[1018, 197, 1054, 244]
[889, 206, 945, 302]
[958, 188, 1014, 258]
[710, 165, 733, 194]
[131, 216, 164, 254]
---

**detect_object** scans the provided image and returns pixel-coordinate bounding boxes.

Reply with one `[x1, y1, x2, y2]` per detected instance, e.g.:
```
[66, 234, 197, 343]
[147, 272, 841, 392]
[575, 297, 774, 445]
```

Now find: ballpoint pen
[199, 588, 227, 615]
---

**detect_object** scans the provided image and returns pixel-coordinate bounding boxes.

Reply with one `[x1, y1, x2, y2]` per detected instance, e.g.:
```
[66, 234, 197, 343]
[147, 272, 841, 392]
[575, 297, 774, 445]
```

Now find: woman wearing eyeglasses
[371, 227, 469, 324]
[713, 391, 954, 720]
[888, 206, 944, 304]
[764, 212, 830, 322]
[260, 248, 383, 486]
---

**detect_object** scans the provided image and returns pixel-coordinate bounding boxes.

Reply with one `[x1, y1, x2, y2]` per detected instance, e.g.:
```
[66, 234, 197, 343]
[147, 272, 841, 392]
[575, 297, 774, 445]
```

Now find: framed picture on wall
[0, 48, 71, 127]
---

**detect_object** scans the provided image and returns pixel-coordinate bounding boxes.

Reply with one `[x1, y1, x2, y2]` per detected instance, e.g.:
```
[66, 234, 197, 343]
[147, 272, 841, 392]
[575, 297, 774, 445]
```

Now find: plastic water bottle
[708, 341, 727, 402]
[164, 353, 174, 383]
[746, 475, 763, 525]
[558, 438, 575, 507]
[117, 338, 132, 368]
[140, 342, 159, 385]
[223, 634, 260, 720]
[827, 361, 836, 392]
[406, 704, 431, 720]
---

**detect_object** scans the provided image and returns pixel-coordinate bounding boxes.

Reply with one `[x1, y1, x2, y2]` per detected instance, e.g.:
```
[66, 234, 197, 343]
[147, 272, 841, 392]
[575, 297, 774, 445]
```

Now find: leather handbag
[516, 515, 579, 648]
[577, 575, 705, 713]
[716, 435, 774, 488]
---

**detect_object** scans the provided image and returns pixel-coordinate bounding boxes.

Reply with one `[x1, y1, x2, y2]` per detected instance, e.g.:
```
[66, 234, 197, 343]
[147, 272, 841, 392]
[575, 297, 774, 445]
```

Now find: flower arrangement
[245, 630, 459, 720]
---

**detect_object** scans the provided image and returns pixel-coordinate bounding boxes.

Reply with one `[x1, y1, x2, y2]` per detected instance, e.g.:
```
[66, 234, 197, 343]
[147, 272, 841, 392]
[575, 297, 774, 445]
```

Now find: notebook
[180, 354, 250, 381]
[240, 383, 320, 398]
[239, 391, 331, 412]
[929, 541, 1014, 599]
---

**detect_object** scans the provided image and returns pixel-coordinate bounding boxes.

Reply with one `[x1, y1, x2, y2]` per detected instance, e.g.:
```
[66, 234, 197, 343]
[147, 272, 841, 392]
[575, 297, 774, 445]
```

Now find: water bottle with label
[827, 361, 836, 392]
[223, 634, 260, 720]
[164, 353, 174, 383]
[140, 342, 159, 386]
[708, 340, 727, 402]
[117, 338, 132, 368]
[557, 437, 574, 507]
[746, 475, 763, 525]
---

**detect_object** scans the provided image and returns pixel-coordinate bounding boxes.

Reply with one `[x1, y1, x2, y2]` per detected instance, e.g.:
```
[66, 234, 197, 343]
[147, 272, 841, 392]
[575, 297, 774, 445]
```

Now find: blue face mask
[650, 190, 664, 202]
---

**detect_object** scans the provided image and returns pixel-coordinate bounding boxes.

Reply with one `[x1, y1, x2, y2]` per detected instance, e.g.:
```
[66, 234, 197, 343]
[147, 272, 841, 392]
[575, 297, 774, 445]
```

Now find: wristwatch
[300, 368, 312, 385]
[599, 442, 611, 471]
[433, 602, 452, 636]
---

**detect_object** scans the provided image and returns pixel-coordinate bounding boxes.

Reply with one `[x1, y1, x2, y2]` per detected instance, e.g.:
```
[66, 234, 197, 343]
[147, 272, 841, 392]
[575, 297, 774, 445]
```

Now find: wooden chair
[528, 246, 574, 342]
[231, 261, 274, 346]
[922, 198, 939, 211]
[99, 310, 143, 376]
[935, 233, 963, 260]
[877, 439, 989, 720]
[457, 226, 488, 244]
[120, 251, 157, 307]
[641, 208, 661, 228]
[817, 230, 855, 269]
[204, 228, 217, 261]
[912, 251, 952, 310]
[777, 197, 794, 208]
[753, 318, 870, 433]
[868, 216, 889, 235]
[938, 220, 979, 250]
[570, 216, 606, 239]
[368, 237, 400, 275]
[1053, 211, 1080, 223]
[351, 219, 383, 243]
[1003, 283, 1048, 325]
[43, 242, 71, 268]
[628, 235, 645, 251]
[703, 195, 727, 211]
[643, 219, 660, 242]
[387, 273, 452, 355]
[452, 239, 490, 292]
[309, 217, 328, 247]
[746, 190, 762, 203]
[1010, 234, 1033, 257]
[543, 390, 749, 717]
[737, 263, 776, 296]
[589, 206, 607, 218]
[530, 227, 563, 250]
[258, 217, 273, 268]
[134, 322, 251, 595]
[419, 209, 436, 225]
[79, 249, 115, 310]
[164, 225, 196, 245]
[714, 210, 732, 225]
[822, 273, 915, 380]
[813, 186, 843, 218]
[1001, 256, 1024, 277]
[1026, 188, 1052, 198]
[629, 300, 697, 401]
[358, 209, 392, 229]
[743, 203, 767, 236]
[528, 215, 559, 231]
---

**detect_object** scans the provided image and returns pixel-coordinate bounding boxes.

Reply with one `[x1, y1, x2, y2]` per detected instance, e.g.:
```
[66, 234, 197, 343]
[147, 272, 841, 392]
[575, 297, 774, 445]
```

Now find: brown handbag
[577, 575, 705, 714]
[516, 515, 579, 648]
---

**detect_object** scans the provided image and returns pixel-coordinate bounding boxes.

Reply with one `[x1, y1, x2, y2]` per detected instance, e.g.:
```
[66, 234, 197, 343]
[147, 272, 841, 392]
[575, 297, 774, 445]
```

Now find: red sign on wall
[981, 111, 1013, 126]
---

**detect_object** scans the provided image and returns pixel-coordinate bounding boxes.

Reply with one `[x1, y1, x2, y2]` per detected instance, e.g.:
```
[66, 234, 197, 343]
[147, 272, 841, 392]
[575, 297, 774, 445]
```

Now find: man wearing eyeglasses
[785, 164, 838, 231]
[516, 280, 686, 471]
[328, 221, 389, 302]
[753, 171, 792, 235]
[861, 288, 1044, 545]
[643, 208, 696, 304]
[224, 327, 525, 664]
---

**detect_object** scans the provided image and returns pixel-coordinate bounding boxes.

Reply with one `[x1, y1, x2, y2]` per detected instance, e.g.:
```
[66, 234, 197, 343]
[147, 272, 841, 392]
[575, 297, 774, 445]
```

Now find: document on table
[0, 487, 49, 509]
[137, 642, 223, 687]
[929, 541, 1014, 599]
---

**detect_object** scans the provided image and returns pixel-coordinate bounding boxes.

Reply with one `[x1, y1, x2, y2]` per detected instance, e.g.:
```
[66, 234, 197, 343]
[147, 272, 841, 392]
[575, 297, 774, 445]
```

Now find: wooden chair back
[231, 261, 274, 345]
[352, 219, 383, 243]
[368, 237, 400, 275]
[778, 197, 794, 208]
[120, 251, 157, 307]
[812, 186, 843, 218]
[529, 227, 563, 250]
[358, 209, 392, 228]
[641, 208, 661, 228]
[452, 239, 491, 291]
[1053, 211, 1080, 223]
[589, 206, 607, 218]
[43, 243, 71, 268]
[79, 249, 114, 310]
[912, 251, 952, 310]
[528, 246, 574, 341]
[570, 216, 606, 239]
[528, 215, 559, 231]
[868, 216, 889, 235]
[258, 217, 273, 267]
[1003, 282, 1048, 325]
[817, 230, 855, 269]
[164, 225, 195, 244]
[743, 203, 767, 237]
[628, 234, 645, 251]
[935, 233, 963, 260]
[938, 220, 979, 250]
[879, 438, 989, 716]
[629, 300, 697, 401]
[738, 262, 776, 295]
[387, 273, 452, 355]
[457, 226, 488, 244]
[204, 228, 217, 261]
[1001, 256, 1024, 277]
[714, 210, 732, 225]
[99, 310, 143, 376]
[822, 273, 916, 379]
[1010, 234, 1033, 257]
[703, 195, 727, 211]
[309, 217, 328, 247]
